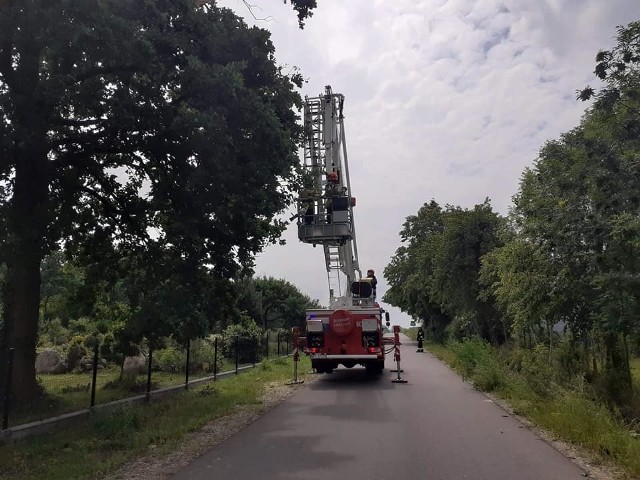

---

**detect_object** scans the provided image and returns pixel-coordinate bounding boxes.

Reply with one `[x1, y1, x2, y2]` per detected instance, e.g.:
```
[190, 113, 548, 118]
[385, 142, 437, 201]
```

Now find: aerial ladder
[294, 86, 404, 379]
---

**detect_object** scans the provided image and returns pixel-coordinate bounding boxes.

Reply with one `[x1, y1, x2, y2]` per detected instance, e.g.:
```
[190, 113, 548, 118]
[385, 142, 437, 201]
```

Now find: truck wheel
[366, 361, 384, 375]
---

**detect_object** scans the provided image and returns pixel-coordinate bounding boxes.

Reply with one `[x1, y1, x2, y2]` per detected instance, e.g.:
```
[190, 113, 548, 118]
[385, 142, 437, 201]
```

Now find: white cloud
[219, 0, 640, 326]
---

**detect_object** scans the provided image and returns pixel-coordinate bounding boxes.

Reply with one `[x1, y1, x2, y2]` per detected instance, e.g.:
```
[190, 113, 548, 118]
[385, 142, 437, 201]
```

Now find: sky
[219, 0, 640, 327]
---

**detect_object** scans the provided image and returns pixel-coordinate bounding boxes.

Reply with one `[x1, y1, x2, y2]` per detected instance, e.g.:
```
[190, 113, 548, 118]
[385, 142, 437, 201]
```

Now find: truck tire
[366, 361, 384, 375]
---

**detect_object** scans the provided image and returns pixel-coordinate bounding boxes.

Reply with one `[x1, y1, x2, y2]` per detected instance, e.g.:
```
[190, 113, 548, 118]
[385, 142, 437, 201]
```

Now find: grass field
[8, 357, 264, 427]
[0, 356, 308, 480]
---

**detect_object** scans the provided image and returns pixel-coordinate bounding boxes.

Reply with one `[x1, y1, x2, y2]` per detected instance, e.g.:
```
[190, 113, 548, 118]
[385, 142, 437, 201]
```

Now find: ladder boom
[297, 86, 371, 309]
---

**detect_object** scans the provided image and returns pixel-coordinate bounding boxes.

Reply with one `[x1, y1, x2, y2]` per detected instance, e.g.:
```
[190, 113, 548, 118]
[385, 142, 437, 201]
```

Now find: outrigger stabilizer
[286, 327, 305, 385]
[384, 325, 407, 383]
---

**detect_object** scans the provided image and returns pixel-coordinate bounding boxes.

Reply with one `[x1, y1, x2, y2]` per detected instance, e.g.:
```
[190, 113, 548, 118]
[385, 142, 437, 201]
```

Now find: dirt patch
[104, 380, 311, 480]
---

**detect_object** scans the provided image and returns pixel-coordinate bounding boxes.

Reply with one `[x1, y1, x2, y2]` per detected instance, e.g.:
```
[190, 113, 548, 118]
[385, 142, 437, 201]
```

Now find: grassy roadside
[0, 356, 310, 480]
[10, 358, 242, 426]
[425, 340, 640, 478]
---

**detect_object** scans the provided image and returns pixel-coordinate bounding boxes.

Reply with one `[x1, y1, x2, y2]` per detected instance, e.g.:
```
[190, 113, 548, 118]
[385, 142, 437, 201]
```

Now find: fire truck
[296, 86, 396, 375]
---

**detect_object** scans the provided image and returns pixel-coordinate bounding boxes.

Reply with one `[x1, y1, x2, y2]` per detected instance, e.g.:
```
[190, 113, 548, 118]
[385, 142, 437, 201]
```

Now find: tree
[0, 0, 316, 400]
[508, 104, 640, 396]
[384, 200, 504, 343]
[236, 276, 321, 330]
[579, 21, 640, 107]
[384, 201, 450, 339]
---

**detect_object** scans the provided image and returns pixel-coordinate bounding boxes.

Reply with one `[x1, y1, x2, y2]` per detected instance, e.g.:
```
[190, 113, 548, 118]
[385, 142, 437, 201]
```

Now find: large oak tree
[0, 0, 316, 400]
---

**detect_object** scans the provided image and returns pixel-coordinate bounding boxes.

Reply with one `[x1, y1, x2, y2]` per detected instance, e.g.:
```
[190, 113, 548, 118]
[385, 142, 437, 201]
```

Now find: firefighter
[325, 171, 340, 223]
[366, 269, 377, 299]
[416, 327, 425, 353]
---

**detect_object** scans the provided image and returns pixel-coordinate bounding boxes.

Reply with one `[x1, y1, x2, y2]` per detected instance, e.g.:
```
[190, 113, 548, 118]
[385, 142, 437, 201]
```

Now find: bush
[154, 347, 184, 373]
[450, 338, 505, 391]
[188, 338, 215, 373]
[41, 318, 69, 346]
[451, 337, 492, 378]
[66, 335, 87, 371]
[220, 315, 262, 364]
[100, 333, 119, 364]
[517, 344, 557, 397]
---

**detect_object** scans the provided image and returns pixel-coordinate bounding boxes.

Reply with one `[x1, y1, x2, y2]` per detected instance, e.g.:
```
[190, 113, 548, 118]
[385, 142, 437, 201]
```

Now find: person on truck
[366, 269, 377, 299]
[325, 171, 340, 223]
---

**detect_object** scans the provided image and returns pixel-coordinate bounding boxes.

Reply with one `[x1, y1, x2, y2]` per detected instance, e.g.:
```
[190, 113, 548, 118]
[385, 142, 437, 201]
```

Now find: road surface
[172, 335, 586, 480]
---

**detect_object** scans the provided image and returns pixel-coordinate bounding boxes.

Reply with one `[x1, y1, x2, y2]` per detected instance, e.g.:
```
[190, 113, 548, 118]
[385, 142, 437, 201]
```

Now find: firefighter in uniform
[366, 269, 377, 300]
[416, 327, 425, 352]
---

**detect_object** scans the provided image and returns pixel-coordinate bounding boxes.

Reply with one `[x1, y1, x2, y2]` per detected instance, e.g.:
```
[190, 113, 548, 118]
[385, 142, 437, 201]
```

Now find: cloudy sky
[219, 0, 640, 327]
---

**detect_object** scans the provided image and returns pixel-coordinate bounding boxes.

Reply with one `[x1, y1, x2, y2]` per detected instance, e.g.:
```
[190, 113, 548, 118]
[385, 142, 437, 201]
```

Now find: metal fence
[0, 331, 291, 430]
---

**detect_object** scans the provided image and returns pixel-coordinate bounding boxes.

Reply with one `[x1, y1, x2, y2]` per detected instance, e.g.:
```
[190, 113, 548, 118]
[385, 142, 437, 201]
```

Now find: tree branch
[72, 65, 141, 83]
[0, 38, 13, 88]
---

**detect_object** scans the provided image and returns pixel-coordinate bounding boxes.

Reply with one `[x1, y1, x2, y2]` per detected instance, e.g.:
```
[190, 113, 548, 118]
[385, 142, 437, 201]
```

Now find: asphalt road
[172, 335, 586, 480]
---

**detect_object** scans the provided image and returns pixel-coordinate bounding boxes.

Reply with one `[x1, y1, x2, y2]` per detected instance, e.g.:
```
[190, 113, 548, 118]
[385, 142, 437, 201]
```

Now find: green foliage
[451, 338, 491, 377]
[236, 275, 321, 330]
[579, 21, 640, 104]
[506, 344, 557, 397]
[384, 200, 505, 343]
[92, 408, 141, 442]
[220, 315, 262, 363]
[65, 336, 88, 371]
[154, 347, 184, 374]
[0, 0, 313, 399]
[439, 339, 505, 391]
[39, 318, 69, 346]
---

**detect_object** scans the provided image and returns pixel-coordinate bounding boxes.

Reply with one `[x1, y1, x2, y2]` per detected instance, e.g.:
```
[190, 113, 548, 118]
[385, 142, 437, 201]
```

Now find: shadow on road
[308, 367, 397, 391]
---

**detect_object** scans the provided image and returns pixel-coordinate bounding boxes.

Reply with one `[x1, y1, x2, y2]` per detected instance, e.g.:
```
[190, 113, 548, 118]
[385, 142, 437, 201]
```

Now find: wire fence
[0, 331, 292, 430]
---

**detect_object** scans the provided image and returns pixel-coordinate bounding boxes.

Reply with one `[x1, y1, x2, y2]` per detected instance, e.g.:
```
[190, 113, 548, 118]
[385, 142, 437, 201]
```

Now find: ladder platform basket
[298, 223, 353, 244]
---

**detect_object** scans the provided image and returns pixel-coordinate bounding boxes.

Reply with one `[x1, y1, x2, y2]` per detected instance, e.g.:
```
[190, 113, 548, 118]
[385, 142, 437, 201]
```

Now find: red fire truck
[296, 86, 396, 375]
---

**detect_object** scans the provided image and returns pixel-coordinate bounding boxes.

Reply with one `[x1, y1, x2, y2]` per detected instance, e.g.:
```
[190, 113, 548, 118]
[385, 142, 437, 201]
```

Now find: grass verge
[425, 341, 640, 479]
[9, 358, 266, 426]
[0, 356, 309, 480]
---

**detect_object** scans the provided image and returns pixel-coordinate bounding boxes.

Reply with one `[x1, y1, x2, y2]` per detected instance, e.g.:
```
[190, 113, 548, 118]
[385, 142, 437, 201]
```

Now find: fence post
[286, 333, 290, 355]
[185, 339, 191, 390]
[253, 337, 257, 367]
[213, 337, 218, 381]
[90, 344, 99, 407]
[265, 331, 269, 359]
[2, 348, 14, 430]
[277, 332, 281, 357]
[235, 335, 239, 375]
[146, 347, 153, 402]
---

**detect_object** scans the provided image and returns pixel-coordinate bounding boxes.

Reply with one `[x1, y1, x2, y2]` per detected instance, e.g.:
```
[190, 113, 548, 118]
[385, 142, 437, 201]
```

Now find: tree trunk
[1, 115, 49, 401]
[603, 332, 632, 400]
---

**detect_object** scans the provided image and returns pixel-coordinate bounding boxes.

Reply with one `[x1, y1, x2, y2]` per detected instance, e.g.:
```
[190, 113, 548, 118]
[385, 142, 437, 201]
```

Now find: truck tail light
[367, 347, 381, 354]
[307, 332, 324, 348]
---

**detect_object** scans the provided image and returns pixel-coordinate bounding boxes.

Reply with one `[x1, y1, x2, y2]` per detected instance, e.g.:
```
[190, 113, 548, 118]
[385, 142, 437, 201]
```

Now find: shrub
[154, 347, 184, 373]
[41, 318, 69, 346]
[220, 315, 262, 363]
[100, 333, 119, 364]
[188, 338, 215, 372]
[450, 338, 505, 391]
[66, 335, 87, 371]
[520, 344, 557, 397]
[451, 337, 492, 378]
